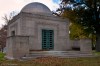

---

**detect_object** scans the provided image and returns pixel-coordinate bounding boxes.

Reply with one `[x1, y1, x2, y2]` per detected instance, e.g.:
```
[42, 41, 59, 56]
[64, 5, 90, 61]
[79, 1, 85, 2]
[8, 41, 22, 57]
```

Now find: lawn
[0, 56, 100, 66]
[0, 52, 100, 66]
[0, 52, 5, 61]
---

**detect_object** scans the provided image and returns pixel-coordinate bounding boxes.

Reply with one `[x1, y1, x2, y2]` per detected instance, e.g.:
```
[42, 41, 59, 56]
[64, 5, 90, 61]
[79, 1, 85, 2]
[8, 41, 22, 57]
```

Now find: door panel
[42, 30, 54, 50]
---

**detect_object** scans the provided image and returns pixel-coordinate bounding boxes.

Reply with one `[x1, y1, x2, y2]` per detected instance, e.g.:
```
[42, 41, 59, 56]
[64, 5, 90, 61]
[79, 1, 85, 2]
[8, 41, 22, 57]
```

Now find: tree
[0, 25, 7, 52]
[56, 0, 100, 51]
[0, 11, 17, 52]
[69, 23, 90, 40]
[2, 11, 17, 24]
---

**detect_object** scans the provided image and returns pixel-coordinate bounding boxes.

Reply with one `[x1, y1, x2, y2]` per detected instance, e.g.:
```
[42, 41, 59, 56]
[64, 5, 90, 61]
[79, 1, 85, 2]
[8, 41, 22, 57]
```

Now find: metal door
[42, 30, 54, 50]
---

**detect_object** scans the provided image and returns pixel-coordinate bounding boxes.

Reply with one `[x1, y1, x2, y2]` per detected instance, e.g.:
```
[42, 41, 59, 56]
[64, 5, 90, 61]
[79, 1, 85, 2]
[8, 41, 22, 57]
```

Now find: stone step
[30, 50, 91, 53]
[30, 51, 93, 57]
[29, 53, 93, 57]
[30, 51, 92, 55]
[21, 51, 94, 60]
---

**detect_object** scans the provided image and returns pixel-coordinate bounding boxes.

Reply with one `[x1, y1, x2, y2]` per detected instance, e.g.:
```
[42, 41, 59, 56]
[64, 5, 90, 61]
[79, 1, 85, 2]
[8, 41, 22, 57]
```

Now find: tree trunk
[94, 0, 100, 51]
[95, 31, 100, 51]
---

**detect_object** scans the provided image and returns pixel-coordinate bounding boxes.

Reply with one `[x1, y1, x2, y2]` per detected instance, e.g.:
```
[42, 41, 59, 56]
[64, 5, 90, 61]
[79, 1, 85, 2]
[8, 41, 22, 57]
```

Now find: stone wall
[8, 18, 21, 37]
[6, 36, 29, 59]
[70, 39, 80, 49]
[80, 39, 92, 53]
[71, 39, 92, 53]
[20, 13, 70, 51]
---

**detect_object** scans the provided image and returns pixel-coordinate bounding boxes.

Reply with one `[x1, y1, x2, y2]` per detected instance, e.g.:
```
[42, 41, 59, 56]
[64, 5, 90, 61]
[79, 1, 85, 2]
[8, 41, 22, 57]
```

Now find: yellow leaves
[70, 23, 88, 39]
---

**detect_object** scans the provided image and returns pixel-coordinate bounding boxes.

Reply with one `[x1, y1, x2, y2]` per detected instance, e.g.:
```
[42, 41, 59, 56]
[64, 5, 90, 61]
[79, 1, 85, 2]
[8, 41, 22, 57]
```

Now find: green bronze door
[42, 29, 54, 50]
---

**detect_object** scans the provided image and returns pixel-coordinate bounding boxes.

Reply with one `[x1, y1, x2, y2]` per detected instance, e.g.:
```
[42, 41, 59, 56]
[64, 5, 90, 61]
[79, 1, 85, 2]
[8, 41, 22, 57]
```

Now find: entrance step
[22, 51, 94, 60]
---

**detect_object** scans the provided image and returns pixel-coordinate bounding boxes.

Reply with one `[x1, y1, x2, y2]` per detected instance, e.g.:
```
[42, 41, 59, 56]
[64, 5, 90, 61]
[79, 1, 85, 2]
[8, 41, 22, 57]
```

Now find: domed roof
[21, 2, 51, 14]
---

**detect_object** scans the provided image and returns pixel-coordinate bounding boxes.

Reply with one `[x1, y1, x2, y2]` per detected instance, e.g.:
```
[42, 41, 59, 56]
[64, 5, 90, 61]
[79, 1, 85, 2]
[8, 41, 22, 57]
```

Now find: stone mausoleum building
[6, 2, 71, 59]
[6, 2, 92, 59]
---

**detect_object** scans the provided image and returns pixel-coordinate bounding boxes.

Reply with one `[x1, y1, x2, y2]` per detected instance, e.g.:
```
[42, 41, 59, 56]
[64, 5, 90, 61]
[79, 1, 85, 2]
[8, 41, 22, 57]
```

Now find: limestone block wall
[6, 37, 13, 59]
[70, 39, 80, 48]
[35, 19, 70, 51]
[57, 22, 71, 50]
[7, 13, 71, 51]
[70, 39, 92, 52]
[6, 36, 29, 59]
[37, 21, 58, 50]
[8, 19, 21, 37]
[20, 13, 70, 51]
[80, 39, 92, 53]
[20, 16, 36, 36]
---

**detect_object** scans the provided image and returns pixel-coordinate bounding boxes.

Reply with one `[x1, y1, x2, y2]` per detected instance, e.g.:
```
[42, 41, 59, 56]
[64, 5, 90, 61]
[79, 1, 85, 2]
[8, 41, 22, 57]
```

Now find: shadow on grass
[93, 50, 100, 56]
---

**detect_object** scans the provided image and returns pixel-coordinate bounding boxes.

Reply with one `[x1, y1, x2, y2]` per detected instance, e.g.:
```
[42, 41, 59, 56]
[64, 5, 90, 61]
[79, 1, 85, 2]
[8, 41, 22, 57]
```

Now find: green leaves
[69, 23, 90, 39]
[56, 0, 100, 39]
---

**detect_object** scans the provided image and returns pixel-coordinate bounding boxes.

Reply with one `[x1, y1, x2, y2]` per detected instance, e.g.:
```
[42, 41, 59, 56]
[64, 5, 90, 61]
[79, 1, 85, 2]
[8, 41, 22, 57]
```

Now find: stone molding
[8, 12, 69, 25]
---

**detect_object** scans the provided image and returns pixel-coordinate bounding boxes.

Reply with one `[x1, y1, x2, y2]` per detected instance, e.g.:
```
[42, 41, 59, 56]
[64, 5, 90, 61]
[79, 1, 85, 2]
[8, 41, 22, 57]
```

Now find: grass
[0, 51, 100, 66]
[0, 56, 100, 66]
[93, 50, 100, 56]
[0, 52, 5, 61]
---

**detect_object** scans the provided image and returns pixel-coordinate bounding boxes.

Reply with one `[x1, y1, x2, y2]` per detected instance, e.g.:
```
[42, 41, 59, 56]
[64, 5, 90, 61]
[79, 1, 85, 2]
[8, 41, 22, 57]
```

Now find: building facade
[6, 2, 71, 59]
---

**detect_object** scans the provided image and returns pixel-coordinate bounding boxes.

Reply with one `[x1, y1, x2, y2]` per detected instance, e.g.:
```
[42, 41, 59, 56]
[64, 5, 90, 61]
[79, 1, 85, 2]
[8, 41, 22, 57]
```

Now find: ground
[0, 52, 100, 66]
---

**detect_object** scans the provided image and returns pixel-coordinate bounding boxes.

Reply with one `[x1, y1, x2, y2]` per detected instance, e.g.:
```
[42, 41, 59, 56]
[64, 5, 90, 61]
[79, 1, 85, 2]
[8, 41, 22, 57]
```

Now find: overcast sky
[0, 0, 60, 28]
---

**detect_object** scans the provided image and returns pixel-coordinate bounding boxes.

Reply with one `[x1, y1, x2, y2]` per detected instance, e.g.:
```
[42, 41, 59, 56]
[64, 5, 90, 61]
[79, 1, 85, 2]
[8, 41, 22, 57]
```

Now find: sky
[0, 0, 60, 28]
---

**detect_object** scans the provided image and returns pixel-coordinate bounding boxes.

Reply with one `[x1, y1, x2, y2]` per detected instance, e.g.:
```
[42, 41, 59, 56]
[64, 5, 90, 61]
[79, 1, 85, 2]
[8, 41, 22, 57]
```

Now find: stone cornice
[8, 13, 21, 25]
[21, 12, 68, 22]
[8, 12, 69, 25]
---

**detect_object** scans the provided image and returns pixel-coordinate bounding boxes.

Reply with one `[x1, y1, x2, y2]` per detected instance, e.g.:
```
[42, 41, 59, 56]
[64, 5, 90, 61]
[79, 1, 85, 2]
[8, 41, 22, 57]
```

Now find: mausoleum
[6, 2, 92, 59]
[6, 2, 70, 59]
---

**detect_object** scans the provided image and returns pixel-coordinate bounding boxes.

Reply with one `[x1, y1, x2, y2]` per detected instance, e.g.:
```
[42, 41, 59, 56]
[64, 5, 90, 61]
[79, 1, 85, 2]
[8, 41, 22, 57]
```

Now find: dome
[21, 2, 51, 14]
